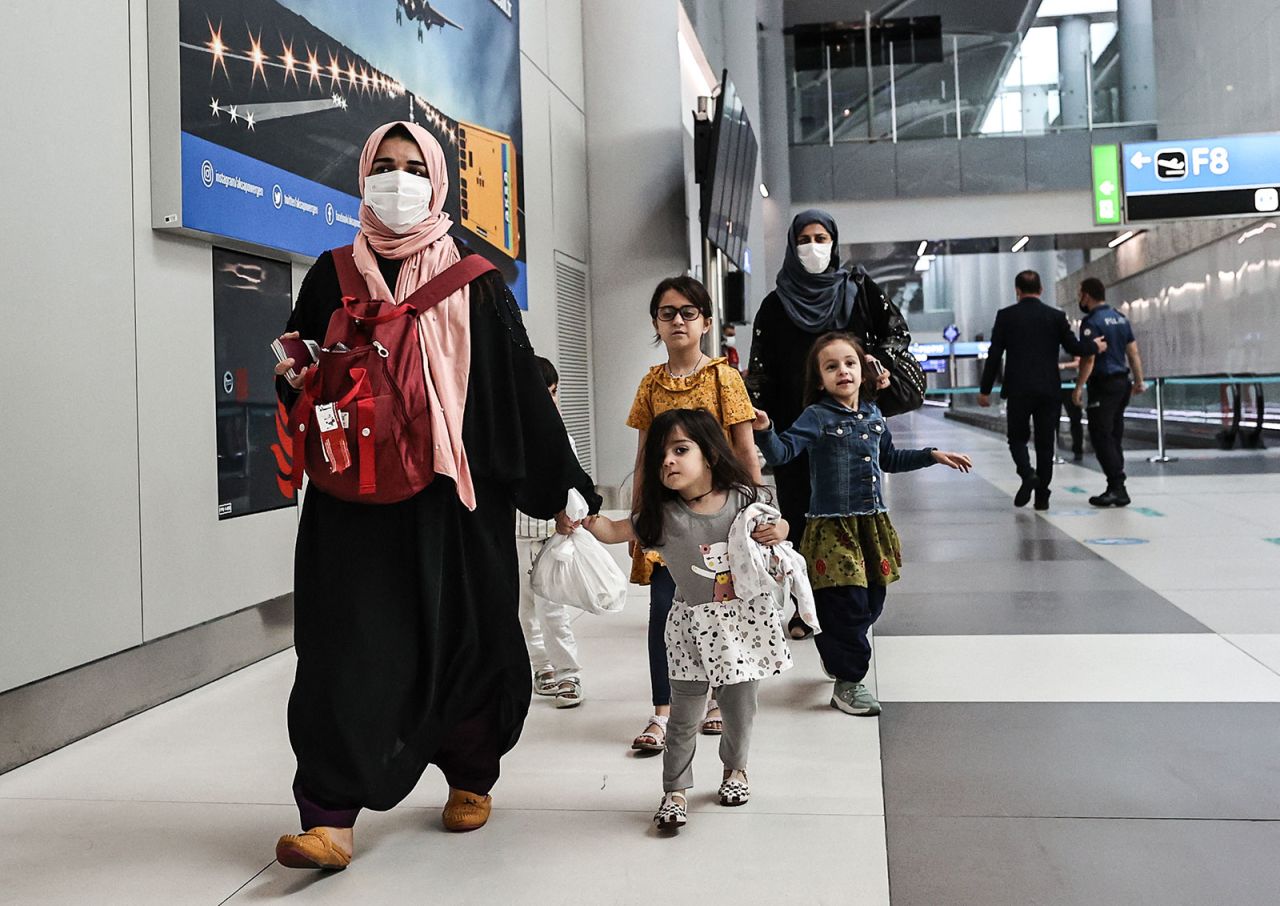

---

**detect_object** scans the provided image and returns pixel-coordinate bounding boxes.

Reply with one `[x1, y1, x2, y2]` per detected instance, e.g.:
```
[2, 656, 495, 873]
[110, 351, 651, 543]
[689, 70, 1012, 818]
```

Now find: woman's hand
[751, 408, 771, 431]
[273, 331, 310, 390]
[554, 510, 581, 535]
[931, 450, 973, 472]
[751, 518, 787, 547]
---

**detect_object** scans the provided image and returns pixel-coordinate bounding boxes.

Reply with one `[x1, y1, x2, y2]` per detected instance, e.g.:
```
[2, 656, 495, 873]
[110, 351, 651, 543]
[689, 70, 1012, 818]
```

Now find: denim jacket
[755, 397, 935, 517]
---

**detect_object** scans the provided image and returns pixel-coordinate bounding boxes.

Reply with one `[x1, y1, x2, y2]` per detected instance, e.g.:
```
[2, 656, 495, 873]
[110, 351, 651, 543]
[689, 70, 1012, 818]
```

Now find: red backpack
[288, 245, 497, 504]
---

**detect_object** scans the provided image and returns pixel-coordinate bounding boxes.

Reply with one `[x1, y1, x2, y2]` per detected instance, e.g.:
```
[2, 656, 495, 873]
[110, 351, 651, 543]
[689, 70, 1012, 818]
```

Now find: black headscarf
[775, 208, 860, 332]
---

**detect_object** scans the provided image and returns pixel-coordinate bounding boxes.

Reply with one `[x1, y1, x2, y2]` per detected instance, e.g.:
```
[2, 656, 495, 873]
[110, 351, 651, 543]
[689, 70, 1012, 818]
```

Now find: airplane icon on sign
[1155, 150, 1188, 180]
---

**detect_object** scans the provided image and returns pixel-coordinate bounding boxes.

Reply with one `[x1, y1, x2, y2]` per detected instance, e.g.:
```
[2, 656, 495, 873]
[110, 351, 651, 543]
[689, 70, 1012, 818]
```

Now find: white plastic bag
[529, 489, 628, 615]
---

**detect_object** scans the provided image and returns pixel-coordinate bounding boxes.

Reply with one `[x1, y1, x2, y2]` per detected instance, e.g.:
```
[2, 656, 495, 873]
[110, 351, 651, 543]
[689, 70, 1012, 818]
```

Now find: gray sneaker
[831, 681, 881, 716]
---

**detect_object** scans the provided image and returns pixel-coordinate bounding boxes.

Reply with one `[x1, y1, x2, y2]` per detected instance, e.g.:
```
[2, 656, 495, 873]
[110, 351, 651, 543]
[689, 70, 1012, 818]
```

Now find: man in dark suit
[979, 270, 1105, 510]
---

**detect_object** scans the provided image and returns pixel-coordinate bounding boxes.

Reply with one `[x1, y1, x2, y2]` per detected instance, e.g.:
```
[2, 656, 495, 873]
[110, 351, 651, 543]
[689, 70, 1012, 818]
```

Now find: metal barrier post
[1147, 377, 1177, 463]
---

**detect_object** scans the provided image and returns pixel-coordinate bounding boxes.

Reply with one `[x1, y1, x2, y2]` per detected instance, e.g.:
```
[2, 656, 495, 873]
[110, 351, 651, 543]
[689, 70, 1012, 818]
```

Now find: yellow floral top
[625, 358, 755, 583]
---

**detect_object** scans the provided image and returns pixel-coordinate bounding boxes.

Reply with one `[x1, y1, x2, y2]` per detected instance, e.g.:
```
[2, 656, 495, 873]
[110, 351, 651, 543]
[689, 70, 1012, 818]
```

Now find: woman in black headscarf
[748, 210, 917, 635]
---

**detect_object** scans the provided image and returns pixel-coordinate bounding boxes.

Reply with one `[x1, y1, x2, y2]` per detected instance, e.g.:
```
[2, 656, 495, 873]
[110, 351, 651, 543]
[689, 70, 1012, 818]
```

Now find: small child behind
[586, 408, 792, 830]
[516, 356, 584, 708]
[754, 332, 972, 717]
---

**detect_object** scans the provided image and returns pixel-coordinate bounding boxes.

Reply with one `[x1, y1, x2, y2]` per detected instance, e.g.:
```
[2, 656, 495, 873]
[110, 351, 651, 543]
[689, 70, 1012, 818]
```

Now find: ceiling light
[1108, 230, 1136, 248]
[1011, 236, 1030, 252]
[916, 240, 928, 257]
[914, 256, 932, 272]
[759, 183, 769, 198]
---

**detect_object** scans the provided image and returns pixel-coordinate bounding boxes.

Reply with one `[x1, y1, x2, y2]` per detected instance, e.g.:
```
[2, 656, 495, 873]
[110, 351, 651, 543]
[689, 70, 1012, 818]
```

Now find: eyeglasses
[656, 305, 705, 322]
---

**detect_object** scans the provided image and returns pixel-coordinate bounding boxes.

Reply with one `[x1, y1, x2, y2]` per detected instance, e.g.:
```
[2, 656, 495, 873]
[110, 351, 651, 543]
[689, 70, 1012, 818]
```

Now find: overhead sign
[943, 324, 960, 343]
[1091, 144, 1123, 225]
[1120, 132, 1280, 222]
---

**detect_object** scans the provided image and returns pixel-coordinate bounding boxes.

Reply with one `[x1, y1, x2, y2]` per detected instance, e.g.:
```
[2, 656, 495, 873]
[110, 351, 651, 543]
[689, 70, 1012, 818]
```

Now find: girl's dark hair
[802, 331, 879, 407]
[633, 408, 757, 548]
[648, 276, 713, 345]
[648, 276, 713, 321]
[533, 354, 559, 388]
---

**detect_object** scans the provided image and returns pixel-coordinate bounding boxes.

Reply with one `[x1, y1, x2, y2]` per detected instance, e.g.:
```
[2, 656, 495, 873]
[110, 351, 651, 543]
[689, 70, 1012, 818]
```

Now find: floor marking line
[218, 861, 276, 906]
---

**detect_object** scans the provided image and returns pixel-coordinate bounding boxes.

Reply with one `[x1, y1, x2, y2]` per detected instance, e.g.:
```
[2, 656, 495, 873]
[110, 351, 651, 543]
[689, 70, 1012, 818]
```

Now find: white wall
[0, 0, 590, 693]
[519, 0, 590, 356]
[1, 1, 144, 690]
[583, 0, 690, 490]
[1154, 0, 1280, 140]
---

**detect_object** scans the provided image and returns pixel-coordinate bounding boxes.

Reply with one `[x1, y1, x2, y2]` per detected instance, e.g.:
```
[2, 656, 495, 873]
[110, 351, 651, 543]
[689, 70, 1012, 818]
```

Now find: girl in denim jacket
[753, 332, 972, 717]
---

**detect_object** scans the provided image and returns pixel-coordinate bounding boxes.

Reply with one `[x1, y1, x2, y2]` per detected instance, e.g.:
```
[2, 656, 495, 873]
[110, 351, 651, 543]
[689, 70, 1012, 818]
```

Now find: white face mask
[363, 169, 433, 233]
[723, 334, 737, 348]
[797, 241, 833, 274]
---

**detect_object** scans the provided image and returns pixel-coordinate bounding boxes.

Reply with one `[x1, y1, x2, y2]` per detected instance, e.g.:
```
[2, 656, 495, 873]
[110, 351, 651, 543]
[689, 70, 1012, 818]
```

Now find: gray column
[757, 0, 791, 299]
[1118, 0, 1157, 122]
[583, 0, 688, 488]
[1057, 16, 1091, 128]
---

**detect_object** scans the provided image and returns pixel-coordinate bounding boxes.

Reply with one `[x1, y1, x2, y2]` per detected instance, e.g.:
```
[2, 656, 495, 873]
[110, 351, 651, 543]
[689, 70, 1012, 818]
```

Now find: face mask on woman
[363, 169, 433, 233]
[797, 241, 833, 275]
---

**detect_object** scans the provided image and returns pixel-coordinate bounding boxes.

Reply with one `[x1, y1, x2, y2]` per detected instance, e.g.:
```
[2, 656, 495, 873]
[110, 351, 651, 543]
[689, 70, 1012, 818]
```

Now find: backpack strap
[331, 245, 369, 301]
[403, 253, 499, 313]
[332, 245, 499, 311]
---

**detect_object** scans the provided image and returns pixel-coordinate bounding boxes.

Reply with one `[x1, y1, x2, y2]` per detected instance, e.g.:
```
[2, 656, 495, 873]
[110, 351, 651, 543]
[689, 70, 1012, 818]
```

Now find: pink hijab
[352, 121, 475, 510]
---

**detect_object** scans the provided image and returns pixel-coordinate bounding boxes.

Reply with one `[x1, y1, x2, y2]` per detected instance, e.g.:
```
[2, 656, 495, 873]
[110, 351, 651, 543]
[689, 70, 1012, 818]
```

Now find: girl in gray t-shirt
[586, 409, 792, 831]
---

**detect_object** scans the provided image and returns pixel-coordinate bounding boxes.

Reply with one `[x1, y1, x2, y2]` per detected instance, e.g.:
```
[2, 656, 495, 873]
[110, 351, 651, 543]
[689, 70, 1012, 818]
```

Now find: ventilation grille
[554, 253, 595, 479]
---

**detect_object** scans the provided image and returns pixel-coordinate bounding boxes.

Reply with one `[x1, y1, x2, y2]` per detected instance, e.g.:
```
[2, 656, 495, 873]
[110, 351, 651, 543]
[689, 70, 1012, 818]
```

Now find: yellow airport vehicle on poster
[457, 121, 520, 259]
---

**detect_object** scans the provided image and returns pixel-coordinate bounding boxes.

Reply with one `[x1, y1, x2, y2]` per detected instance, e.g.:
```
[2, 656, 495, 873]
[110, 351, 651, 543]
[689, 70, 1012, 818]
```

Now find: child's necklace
[665, 354, 706, 379]
[682, 487, 715, 505]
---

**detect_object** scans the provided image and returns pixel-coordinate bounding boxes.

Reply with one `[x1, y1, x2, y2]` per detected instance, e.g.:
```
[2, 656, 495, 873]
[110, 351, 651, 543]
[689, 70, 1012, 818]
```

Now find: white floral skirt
[664, 596, 793, 686]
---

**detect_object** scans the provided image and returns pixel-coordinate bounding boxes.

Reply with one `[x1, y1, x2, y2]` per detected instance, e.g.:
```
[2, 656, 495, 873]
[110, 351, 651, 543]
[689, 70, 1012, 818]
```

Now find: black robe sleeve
[275, 251, 340, 410]
[462, 271, 602, 518]
[747, 293, 783, 415]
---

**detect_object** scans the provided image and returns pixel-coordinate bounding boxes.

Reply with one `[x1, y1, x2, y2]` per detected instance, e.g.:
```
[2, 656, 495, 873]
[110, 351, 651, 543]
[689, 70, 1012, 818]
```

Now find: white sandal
[718, 770, 750, 806]
[700, 700, 723, 736]
[632, 714, 668, 752]
[554, 677, 583, 709]
[533, 667, 557, 696]
[653, 791, 688, 830]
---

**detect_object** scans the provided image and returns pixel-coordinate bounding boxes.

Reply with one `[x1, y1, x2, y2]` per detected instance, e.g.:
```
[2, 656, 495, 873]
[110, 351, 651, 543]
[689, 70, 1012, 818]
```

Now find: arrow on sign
[1099, 180, 1115, 195]
[1130, 151, 1152, 169]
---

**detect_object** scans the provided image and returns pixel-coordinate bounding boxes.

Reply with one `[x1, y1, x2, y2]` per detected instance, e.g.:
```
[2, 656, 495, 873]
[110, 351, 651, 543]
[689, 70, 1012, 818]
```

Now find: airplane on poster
[395, 0, 463, 41]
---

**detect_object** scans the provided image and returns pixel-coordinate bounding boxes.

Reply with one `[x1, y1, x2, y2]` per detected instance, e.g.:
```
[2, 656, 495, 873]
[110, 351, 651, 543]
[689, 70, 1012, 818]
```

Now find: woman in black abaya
[270, 121, 598, 869]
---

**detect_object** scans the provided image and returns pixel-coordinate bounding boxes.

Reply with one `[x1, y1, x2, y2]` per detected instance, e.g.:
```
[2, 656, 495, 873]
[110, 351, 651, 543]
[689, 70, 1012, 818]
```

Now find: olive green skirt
[799, 512, 903, 590]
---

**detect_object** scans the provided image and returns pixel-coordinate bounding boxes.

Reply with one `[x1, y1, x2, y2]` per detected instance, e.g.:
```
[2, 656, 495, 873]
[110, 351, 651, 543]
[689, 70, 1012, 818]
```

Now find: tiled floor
[3, 409, 1279, 904]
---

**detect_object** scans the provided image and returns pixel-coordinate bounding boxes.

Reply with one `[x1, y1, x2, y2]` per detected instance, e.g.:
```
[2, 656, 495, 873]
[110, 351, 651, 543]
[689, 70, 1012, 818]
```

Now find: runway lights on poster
[248, 29, 267, 87]
[281, 39, 299, 86]
[306, 49, 322, 89]
[206, 18, 230, 81]
[198, 19, 405, 101]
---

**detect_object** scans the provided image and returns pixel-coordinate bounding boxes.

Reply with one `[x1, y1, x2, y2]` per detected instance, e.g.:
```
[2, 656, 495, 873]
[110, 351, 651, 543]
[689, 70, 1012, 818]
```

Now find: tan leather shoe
[441, 787, 492, 832]
[275, 827, 352, 871]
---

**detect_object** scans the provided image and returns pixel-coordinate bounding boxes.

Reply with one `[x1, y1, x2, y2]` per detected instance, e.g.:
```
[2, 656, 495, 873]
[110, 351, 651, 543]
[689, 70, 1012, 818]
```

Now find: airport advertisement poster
[212, 247, 296, 520]
[167, 0, 527, 306]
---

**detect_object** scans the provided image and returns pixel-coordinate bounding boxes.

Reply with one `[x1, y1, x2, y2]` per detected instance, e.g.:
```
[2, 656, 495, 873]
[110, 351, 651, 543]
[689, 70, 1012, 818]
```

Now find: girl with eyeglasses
[624, 276, 760, 755]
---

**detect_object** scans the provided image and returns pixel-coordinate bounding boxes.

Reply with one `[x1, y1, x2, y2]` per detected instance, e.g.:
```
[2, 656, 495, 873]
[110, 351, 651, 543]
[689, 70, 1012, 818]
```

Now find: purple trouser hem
[294, 783, 361, 830]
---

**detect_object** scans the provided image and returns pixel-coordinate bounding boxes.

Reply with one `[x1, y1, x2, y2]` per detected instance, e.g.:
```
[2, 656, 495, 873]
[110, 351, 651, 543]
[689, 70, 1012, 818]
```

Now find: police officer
[1072, 278, 1147, 507]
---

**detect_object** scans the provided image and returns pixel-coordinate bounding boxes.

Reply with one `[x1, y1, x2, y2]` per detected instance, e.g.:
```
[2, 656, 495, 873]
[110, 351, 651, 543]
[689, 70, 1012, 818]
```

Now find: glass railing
[936, 375, 1280, 454]
[786, 18, 1156, 145]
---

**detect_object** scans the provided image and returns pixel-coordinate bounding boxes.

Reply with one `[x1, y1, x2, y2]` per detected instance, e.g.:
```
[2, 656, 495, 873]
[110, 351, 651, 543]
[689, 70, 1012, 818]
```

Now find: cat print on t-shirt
[690, 541, 737, 603]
